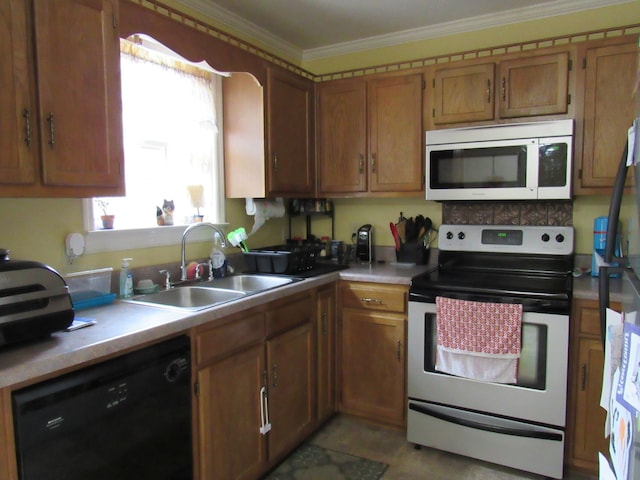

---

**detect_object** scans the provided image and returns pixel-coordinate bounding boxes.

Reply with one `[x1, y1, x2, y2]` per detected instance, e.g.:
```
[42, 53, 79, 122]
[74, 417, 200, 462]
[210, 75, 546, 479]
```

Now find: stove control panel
[438, 224, 574, 255]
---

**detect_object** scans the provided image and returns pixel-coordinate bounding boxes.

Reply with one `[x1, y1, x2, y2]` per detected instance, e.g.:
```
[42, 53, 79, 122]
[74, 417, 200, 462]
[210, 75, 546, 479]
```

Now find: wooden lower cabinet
[195, 289, 320, 480]
[338, 281, 407, 427]
[566, 298, 617, 476]
[317, 284, 337, 423]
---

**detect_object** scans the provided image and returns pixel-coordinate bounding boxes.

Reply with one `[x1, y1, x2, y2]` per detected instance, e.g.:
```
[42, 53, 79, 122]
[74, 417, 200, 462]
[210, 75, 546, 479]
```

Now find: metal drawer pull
[272, 363, 278, 388]
[23, 109, 31, 146]
[396, 340, 401, 361]
[486, 79, 491, 103]
[46, 112, 55, 148]
[359, 297, 382, 304]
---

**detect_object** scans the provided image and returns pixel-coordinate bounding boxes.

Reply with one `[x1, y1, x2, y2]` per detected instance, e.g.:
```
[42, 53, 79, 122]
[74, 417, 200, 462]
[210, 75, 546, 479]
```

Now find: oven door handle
[408, 402, 563, 442]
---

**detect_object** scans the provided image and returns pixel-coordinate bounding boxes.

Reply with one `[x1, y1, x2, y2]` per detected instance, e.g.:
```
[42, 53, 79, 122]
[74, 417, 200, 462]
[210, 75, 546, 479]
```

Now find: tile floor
[308, 415, 593, 480]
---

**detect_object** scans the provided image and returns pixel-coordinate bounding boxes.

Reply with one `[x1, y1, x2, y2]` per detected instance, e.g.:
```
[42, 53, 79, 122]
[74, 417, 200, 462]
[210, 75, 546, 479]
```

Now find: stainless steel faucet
[180, 222, 227, 281]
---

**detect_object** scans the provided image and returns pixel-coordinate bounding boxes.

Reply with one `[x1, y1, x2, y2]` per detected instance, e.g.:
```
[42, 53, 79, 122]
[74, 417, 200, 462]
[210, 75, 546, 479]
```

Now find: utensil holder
[396, 242, 429, 265]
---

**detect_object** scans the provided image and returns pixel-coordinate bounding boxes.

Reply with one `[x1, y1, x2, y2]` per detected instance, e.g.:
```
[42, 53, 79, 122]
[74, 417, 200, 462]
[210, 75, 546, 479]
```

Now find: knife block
[396, 242, 429, 265]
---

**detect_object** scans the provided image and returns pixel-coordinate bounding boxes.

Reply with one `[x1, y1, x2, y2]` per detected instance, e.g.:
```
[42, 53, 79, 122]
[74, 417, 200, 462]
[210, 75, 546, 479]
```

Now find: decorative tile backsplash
[442, 201, 572, 226]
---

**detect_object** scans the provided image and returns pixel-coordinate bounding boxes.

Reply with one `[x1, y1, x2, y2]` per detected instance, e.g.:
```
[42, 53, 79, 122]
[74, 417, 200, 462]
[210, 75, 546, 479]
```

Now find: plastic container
[243, 245, 321, 274]
[64, 268, 115, 310]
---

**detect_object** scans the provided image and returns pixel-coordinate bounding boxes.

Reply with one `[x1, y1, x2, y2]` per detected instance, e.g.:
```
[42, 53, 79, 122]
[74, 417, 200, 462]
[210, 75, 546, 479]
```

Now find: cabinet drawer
[196, 311, 264, 365]
[577, 300, 620, 338]
[341, 282, 407, 313]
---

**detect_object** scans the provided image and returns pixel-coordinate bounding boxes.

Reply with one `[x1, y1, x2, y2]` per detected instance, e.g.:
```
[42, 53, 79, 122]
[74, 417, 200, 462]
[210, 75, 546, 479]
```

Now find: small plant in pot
[95, 199, 115, 229]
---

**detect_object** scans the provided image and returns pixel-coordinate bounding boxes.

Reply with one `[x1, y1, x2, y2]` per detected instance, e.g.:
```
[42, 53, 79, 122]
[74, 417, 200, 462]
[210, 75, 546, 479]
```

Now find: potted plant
[95, 199, 115, 229]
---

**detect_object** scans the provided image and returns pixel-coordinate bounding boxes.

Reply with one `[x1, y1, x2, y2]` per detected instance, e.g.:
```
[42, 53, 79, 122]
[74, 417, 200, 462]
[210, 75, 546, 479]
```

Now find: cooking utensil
[390, 222, 401, 251]
[396, 220, 406, 243]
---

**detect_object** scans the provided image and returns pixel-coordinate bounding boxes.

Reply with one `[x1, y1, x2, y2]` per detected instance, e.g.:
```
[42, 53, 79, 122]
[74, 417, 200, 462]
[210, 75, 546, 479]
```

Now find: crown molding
[174, 0, 635, 64]
[303, 0, 635, 61]
[174, 0, 303, 61]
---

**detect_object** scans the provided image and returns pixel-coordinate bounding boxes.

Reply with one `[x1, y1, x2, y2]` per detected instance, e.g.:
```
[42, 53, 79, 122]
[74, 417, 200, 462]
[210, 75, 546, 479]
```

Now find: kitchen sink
[125, 286, 246, 311]
[199, 274, 294, 292]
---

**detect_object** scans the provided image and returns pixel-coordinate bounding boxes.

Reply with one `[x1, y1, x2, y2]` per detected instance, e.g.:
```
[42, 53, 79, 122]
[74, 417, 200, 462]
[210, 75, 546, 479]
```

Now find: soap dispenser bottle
[120, 257, 134, 298]
[210, 235, 227, 279]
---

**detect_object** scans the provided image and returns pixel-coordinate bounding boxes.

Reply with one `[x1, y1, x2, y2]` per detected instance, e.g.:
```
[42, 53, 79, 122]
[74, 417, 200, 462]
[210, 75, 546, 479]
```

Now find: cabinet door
[579, 41, 637, 190]
[0, 0, 36, 186]
[318, 80, 367, 194]
[499, 52, 569, 118]
[572, 337, 608, 467]
[317, 285, 336, 423]
[267, 322, 315, 460]
[433, 63, 495, 124]
[33, 0, 123, 188]
[197, 344, 267, 480]
[368, 74, 423, 193]
[340, 309, 406, 426]
[266, 67, 314, 196]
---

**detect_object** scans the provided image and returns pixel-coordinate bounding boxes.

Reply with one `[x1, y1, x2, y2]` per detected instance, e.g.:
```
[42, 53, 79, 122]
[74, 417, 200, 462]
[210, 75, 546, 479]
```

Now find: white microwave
[425, 120, 573, 201]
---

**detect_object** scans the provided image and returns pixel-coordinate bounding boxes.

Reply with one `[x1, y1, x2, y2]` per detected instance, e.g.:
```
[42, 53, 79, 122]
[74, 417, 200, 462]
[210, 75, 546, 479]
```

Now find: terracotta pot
[101, 215, 115, 229]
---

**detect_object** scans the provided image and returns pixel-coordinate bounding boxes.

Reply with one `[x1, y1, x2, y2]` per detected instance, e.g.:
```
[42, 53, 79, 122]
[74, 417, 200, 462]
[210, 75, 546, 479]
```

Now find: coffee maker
[355, 224, 374, 263]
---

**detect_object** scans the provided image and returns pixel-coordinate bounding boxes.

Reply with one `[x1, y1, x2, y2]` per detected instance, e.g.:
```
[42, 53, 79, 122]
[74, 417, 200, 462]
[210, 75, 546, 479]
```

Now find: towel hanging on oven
[435, 296, 522, 384]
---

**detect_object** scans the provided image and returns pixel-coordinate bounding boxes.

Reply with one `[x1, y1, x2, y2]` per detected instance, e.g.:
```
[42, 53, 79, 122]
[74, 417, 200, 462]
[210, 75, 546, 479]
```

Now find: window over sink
[84, 35, 227, 253]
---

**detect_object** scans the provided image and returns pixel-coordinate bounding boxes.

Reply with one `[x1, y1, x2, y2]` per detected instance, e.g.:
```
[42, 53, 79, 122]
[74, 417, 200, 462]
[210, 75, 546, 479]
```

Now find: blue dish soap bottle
[120, 258, 134, 298]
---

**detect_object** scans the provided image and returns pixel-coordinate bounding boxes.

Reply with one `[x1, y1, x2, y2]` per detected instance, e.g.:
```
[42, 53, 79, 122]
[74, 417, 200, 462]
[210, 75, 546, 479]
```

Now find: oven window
[429, 145, 527, 189]
[423, 313, 547, 390]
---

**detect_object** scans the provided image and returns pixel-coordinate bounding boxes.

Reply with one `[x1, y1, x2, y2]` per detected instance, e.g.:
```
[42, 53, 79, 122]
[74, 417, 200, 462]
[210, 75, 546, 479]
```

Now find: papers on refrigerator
[616, 319, 640, 415]
[601, 308, 625, 413]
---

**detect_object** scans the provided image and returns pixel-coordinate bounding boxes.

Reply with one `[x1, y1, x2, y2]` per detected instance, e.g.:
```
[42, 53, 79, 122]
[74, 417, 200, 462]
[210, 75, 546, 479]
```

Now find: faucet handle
[159, 269, 172, 289]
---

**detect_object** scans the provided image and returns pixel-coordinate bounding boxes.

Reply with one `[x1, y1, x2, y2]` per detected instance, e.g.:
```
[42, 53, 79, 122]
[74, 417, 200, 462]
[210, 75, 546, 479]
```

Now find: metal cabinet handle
[273, 153, 278, 172]
[272, 363, 278, 388]
[359, 297, 382, 304]
[580, 363, 587, 391]
[359, 154, 364, 174]
[396, 340, 401, 361]
[487, 79, 491, 103]
[501, 77, 506, 101]
[321, 312, 328, 334]
[23, 109, 31, 146]
[46, 112, 55, 148]
[371, 153, 377, 173]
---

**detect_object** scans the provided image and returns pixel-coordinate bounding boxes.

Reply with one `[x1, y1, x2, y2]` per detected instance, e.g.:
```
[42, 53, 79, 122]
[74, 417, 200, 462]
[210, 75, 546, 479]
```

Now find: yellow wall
[1, 3, 637, 275]
[303, 3, 640, 74]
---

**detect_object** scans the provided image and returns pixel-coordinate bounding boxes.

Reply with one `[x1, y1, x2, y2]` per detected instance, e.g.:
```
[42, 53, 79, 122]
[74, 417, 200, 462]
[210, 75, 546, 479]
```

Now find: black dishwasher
[12, 335, 192, 480]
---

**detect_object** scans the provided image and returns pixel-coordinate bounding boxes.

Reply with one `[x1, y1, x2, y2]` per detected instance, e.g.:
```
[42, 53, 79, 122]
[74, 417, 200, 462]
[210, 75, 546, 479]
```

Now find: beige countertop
[0, 262, 432, 390]
[0, 261, 605, 391]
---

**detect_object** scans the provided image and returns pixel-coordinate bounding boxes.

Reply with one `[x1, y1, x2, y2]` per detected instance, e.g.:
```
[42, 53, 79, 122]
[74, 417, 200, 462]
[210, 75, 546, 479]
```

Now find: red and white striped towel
[435, 296, 522, 383]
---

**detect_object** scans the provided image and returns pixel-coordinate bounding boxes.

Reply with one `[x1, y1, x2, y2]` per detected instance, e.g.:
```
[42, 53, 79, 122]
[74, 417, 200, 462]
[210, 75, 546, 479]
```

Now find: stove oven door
[407, 299, 569, 426]
[407, 299, 569, 479]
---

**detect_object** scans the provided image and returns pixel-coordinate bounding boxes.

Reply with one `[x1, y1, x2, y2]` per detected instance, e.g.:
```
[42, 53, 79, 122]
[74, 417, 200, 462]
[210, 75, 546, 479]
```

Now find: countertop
[0, 262, 431, 390]
[0, 261, 609, 391]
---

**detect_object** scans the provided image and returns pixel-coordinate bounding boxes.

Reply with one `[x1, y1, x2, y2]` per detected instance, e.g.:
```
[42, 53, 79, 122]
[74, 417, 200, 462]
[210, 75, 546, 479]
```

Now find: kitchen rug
[264, 443, 387, 480]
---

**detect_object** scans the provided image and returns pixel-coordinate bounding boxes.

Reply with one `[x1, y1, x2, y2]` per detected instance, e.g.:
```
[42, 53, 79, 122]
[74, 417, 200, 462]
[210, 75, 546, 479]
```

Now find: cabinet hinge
[432, 108, 435, 118]
[422, 174, 426, 186]
[112, 14, 117, 29]
[568, 59, 572, 71]
[422, 79, 426, 90]
[194, 381, 200, 396]
[432, 78, 435, 89]
[578, 169, 583, 180]
[567, 93, 571, 105]
[582, 58, 587, 69]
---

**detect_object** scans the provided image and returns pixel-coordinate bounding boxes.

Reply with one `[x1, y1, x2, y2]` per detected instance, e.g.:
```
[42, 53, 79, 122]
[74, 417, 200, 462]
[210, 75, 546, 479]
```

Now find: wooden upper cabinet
[432, 50, 570, 125]
[368, 75, 423, 193]
[35, 0, 123, 189]
[317, 73, 423, 196]
[433, 63, 495, 124]
[224, 67, 315, 198]
[498, 52, 569, 118]
[0, 0, 124, 196]
[266, 67, 315, 197]
[575, 39, 637, 193]
[0, 0, 36, 186]
[318, 80, 368, 194]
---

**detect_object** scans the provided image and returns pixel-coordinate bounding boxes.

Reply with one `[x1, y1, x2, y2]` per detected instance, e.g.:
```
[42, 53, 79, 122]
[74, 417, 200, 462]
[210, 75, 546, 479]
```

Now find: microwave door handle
[604, 142, 629, 263]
